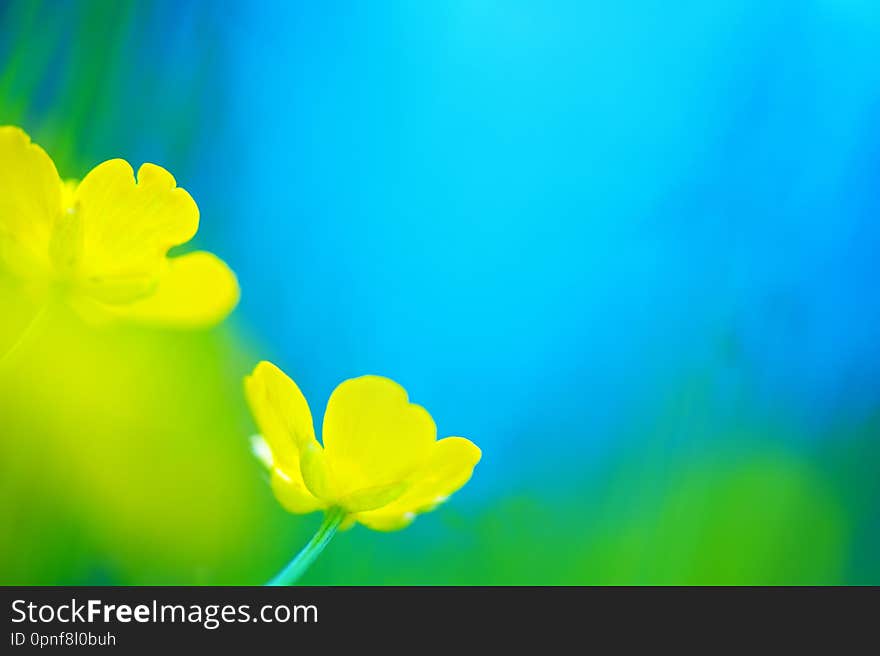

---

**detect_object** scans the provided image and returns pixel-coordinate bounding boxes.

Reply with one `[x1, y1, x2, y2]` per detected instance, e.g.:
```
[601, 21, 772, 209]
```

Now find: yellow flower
[0, 126, 238, 326]
[245, 361, 481, 531]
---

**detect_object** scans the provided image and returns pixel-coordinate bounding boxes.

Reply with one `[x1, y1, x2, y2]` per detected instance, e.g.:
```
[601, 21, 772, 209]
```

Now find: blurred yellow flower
[0, 126, 238, 327]
[245, 361, 481, 531]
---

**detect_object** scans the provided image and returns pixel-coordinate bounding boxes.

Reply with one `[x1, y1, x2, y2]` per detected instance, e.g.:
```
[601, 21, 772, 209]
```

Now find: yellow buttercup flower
[0, 125, 238, 327]
[245, 361, 481, 532]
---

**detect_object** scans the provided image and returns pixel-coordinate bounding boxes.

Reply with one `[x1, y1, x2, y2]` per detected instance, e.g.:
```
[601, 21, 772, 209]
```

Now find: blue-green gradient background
[1, 0, 878, 584]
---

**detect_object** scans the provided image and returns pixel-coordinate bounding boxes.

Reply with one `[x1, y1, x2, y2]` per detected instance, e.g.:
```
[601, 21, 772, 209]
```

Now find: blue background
[1, 0, 878, 584]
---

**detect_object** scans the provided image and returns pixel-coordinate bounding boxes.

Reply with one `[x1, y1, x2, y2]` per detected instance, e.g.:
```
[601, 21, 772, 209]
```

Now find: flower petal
[0, 126, 62, 277]
[244, 362, 322, 512]
[299, 440, 336, 502]
[355, 436, 481, 531]
[322, 376, 436, 499]
[73, 160, 199, 298]
[270, 469, 324, 514]
[98, 251, 239, 327]
[338, 480, 409, 513]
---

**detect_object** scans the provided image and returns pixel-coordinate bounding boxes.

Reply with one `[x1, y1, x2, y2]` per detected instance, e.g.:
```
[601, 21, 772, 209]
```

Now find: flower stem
[266, 507, 347, 586]
[0, 302, 50, 370]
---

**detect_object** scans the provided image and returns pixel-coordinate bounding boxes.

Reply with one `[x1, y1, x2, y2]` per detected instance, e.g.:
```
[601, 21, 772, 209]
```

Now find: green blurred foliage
[0, 281, 285, 584]
[0, 0, 224, 177]
[302, 447, 852, 585]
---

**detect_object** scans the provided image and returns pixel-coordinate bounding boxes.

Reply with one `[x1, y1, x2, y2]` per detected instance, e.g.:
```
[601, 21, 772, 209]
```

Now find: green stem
[0, 302, 50, 370]
[266, 507, 347, 586]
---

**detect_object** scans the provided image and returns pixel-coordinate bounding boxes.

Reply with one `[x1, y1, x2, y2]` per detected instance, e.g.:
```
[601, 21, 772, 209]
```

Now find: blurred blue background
[1, 0, 878, 584]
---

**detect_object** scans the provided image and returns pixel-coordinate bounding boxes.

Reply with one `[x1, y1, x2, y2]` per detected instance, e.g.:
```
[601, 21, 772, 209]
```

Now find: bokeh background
[1, 0, 878, 584]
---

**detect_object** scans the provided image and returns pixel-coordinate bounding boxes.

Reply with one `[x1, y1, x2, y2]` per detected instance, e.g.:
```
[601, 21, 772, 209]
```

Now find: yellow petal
[0, 126, 62, 277]
[98, 251, 239, 327]
[245, 361, 318, 470]
[244, 362, 323, 514]
[49, 201, 84, 278]
[321, 376, 436, 499]
[270, 469, 324, 514]
[355, 437, 482, 531]
[73, 159, 199, 299]
[337, 480, 409, 513]
[299, 440, 337, 502]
